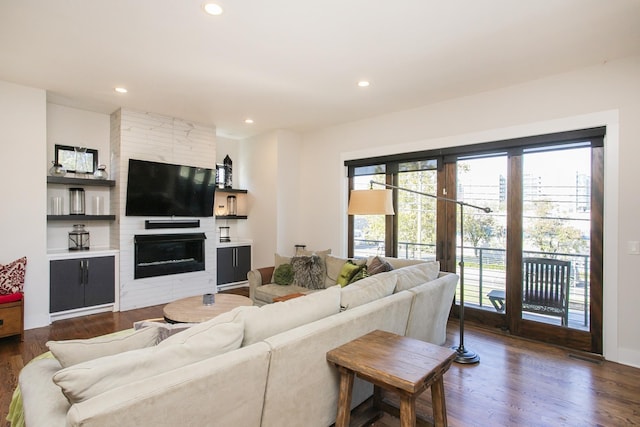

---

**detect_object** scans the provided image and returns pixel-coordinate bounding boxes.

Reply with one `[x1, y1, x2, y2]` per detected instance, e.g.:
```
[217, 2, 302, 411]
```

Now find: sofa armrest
[248, 266, 275, 301]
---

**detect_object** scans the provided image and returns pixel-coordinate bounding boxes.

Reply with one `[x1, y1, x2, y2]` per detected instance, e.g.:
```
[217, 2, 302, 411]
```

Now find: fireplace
[134, 233, 206, 279]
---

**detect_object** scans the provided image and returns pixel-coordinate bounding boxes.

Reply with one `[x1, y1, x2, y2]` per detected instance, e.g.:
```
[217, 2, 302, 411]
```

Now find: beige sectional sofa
[17, 258, 458, 427]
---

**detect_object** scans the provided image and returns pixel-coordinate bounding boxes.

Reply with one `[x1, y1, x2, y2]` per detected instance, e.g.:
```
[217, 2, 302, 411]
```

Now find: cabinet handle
[84, 259, 90, 285]
[79, 260, 85, 285]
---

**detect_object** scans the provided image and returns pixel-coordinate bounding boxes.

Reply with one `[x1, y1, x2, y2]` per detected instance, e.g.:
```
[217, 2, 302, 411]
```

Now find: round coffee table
[163, 294, 253, 323]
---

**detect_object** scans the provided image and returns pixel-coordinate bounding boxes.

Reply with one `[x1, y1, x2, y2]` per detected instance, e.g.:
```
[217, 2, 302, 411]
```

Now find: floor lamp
[348, 180, 491, 364]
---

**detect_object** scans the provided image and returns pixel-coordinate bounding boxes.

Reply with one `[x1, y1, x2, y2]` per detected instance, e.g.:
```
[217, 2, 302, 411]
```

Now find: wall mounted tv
[125, 159, 216, 217]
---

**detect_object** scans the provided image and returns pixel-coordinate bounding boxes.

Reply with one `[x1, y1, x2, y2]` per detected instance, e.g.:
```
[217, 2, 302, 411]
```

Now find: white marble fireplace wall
[111, 109, 217, 311]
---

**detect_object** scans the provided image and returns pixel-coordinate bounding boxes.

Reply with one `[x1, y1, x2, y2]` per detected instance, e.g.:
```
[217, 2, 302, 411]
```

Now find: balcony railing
[354, 239, 590, 330]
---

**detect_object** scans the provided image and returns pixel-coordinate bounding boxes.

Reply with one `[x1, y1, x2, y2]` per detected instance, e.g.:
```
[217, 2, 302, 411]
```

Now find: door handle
[84, 259, 90, 285]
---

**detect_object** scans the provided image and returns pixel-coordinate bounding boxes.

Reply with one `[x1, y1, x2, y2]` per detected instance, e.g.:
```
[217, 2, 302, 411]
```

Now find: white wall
[0, 81, 48, 329]
[297, 55, 640, 366]
[239, 130, 302, 268]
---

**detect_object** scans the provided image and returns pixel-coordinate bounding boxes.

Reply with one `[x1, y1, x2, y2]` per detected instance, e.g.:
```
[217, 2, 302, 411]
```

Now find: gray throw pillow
[291, 255, 325, 290]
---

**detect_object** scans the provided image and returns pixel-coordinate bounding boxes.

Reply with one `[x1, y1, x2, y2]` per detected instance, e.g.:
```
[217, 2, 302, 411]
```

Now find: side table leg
[399, 393, 417, 427]
[335, 367, 355, 427]
[431, 377, 448, 427]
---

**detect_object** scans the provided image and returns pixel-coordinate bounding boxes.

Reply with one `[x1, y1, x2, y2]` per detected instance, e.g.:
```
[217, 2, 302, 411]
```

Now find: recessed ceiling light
[114, 87, 128, 94]
[358, 81, 370, 88]
[245, 118, 254, 124]
[203, 3, 223, 15]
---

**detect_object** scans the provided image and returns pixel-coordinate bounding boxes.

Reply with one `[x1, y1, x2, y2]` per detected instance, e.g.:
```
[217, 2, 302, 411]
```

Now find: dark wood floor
[2, 288, 640, 426]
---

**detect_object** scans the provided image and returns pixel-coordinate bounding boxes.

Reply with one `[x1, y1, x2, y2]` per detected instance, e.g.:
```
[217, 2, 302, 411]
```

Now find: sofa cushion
[52, 318, 244, 404]
[254, 283, 314, 303]
[0, 256, 27, 295]
[46, 326, 162, 368]
[291, 255, 326, 289]
[394, 261, 441, 292]
[240, 285, 341, 346]
[340, 272, 398, 310]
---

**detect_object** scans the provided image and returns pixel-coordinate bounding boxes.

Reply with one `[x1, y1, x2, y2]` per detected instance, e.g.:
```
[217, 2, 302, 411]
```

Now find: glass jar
[226, 195, 237, 216]
[69, 224, 90, 250]
[49, 161, 66, 177]
[93, 164, 108, 180]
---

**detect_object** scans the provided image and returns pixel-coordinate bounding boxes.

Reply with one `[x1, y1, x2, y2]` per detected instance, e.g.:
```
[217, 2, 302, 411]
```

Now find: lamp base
[451, 345, 480, 364]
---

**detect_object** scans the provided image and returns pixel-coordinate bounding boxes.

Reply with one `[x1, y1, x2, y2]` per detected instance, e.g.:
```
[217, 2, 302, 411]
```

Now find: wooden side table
[327, 330, 456, 427]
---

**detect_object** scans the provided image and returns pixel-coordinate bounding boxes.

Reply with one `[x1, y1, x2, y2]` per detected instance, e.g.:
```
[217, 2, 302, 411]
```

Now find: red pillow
[0, 292, 22, 304]
[0, 256, 27, 295]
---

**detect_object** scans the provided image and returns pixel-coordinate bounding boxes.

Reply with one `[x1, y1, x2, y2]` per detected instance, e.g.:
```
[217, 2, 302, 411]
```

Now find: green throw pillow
[348, 267, 369, 285]
[273, 263, 294, 285]
[336, 261, 362, 287]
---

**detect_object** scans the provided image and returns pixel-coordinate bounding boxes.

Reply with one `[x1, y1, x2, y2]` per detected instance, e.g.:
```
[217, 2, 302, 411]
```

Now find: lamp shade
[347, 189, 395, 215]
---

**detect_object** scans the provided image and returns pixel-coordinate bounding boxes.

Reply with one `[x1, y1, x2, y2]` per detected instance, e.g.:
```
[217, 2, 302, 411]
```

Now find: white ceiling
[1, 1, 639, 139]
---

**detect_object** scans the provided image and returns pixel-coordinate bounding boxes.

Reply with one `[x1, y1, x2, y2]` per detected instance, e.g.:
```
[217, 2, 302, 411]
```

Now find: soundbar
[145, 219, 201, 229]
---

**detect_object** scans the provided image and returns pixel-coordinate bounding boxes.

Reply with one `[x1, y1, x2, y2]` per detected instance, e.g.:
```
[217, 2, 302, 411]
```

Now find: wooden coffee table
[163, 294, 253, 323]
[327, 330, 456, 427]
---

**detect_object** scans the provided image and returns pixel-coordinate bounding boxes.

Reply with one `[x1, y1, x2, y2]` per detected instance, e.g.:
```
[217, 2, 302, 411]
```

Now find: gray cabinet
[50, 256, 115, 312]
[217, 246, 251, 286]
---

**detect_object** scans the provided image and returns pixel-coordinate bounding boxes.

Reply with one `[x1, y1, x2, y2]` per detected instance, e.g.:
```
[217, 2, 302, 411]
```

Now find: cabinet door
[217, 247, 235, 285]
[85, 256, 115, 306]
[234, 246, 252, 282]
[50, 259, 84, 312]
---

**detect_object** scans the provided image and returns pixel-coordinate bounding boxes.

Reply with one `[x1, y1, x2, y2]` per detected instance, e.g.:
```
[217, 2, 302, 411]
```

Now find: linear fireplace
[134, 233, 206, 279]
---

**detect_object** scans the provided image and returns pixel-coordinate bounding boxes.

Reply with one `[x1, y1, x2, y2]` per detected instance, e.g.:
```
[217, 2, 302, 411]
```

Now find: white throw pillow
[340, 272, 398, 310]
[53, 320, 244, 403]
[271, 253, 292, 282]
[394, 261, 441, 292]
[324, 254, 349, 286]
[46, 326, 161, 368]
[239, 285, 341, 346]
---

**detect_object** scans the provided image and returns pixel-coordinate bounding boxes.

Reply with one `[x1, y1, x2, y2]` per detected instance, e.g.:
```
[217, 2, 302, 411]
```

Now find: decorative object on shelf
[226, 195, 237, 216]
[223, 155, 232, 188]
[55, 144, 98, 174]
[69, 188, 85, 215]
[216, 204, 226, 216]
[68, 224, 90, 250]
[203, 293, 215, 305]
[51, 197, 63, 215]
[294, 244, 307, 255]
[92, 196, 104, 215]
[93, 164, 108, 180]
[215, 164, 225, 189]
[49, 161, 67, 177]
[219, 226, 230, 243]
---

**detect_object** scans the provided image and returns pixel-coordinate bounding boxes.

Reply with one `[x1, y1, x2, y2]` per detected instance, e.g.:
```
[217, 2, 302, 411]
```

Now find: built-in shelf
[47, 176, 116, 187]
[48, 215, 116, 221]
[215, 215, 248, 220]
[215, 188, 247, 194]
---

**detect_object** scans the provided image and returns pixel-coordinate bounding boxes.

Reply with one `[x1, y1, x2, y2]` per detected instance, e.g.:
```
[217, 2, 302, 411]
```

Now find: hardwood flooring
[2, 287, 639, 426]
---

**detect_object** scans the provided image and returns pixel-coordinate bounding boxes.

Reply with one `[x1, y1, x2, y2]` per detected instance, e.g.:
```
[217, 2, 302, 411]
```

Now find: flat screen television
[125, 159, 216, 217]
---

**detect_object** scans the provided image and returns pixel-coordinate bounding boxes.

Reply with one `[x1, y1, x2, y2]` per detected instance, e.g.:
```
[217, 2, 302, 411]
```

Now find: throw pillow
[336, 261, 362, 287]
[273, 263, 294, 285]
[367, 256, 393, 276]
[394, 261, 441, 292]
[53, 320, 244, 404]
[47, 326, 162, 368]
[340, 272, 398, 310]
[348, 266, 369, 284]
[271, 253, 292, 282]
[291, 255, 325, 290]
[0, 256, 27, 295]
[133, 320, 197, 342]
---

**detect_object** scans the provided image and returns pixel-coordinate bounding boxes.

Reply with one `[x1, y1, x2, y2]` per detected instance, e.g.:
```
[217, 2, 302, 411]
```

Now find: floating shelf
[47, 176, 116, 187]
[216, 215, 248, 220]
[215, 188, 247, 194]
[47, 215, 116, 221]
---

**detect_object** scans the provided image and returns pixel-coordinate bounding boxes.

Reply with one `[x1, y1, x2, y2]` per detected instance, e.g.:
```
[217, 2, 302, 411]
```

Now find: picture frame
[54, 145, 98, 174]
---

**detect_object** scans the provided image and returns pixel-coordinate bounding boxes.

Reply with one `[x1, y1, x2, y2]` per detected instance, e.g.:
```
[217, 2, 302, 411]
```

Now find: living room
[1, 1, 640, 424]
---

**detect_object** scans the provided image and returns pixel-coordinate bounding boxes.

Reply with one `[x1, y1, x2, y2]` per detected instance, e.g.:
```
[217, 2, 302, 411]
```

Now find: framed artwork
[55, 145, 98, 174]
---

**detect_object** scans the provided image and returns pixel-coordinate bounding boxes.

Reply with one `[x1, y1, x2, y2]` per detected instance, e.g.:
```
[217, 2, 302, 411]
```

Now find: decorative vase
[93, 164, 108, 179]
[49, 161, 66, 177]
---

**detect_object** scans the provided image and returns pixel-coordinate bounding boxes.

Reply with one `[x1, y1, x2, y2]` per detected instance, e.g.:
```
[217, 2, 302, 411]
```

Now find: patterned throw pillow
[348, 267, 369, 285]
[291, 255, 325, 290]
[367, 256, 393, 276]
[0, 256, 27, 295]
[336, 261, 362, 286]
